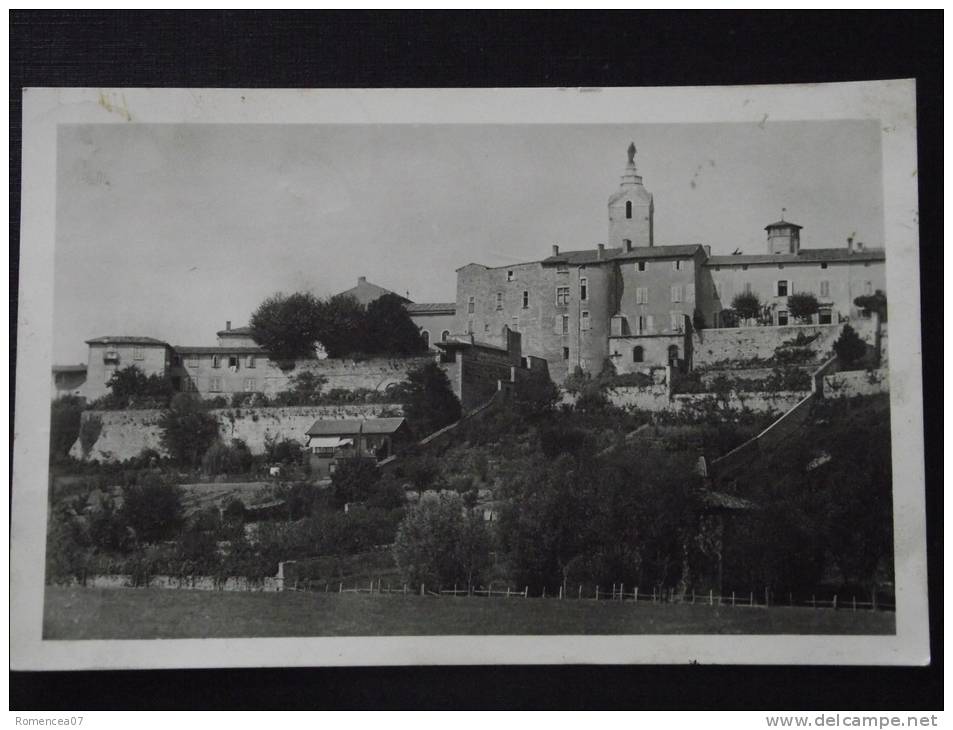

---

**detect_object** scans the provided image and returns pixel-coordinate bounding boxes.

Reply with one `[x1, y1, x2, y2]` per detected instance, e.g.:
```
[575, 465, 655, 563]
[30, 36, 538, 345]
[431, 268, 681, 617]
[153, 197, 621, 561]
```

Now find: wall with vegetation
[70, 404, 404, 462]
[824, 369, 889, 399]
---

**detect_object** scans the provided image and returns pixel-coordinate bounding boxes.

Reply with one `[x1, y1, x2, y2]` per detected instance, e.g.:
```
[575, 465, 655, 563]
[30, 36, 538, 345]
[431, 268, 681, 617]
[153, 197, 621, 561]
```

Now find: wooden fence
[283, 578, 894, 612]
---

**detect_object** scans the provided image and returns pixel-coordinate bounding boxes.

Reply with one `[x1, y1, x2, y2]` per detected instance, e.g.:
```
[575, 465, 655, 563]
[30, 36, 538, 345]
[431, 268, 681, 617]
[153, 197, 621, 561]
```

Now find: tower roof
[765, 220, 803, 230]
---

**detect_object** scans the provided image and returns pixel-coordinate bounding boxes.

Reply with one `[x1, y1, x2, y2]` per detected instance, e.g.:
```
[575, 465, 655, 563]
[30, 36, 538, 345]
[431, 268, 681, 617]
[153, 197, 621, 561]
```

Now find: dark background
[10, 10, 942, 710]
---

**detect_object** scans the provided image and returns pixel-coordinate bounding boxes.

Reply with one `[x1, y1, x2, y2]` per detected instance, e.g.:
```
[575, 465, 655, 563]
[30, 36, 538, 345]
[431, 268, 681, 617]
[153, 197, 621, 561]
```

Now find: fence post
[789, 592, 793, 606]
[421, 583, 425, 596]
[833, 594, 838, 610]
[542, 586, 546, 599]
[524, 586, 528, 598]
[404, 584, 407, 595]
[506, 587, 510, 598]
[709, 589, 713, 606]
[635, 586, 640, 604]
[595, 586, 599, 601]
[559, 585, 563, 600]
[339, 582, 343, 593]
[852, 595, 856, 612]
[578, 584, 582, 600]
[811, 594, 816, 609]
[369, 579, 374, 593]
[749, 591, 754, 607]
[765, 587, 770, 607]
[731, 591, 735, 607]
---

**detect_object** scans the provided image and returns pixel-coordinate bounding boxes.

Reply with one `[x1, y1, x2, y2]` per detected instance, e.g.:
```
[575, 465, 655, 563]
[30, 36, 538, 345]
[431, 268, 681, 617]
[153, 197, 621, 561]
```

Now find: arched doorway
[421, 330, 430, 348]
[632, 346, 644, 363]
[667, 344, 680, 364]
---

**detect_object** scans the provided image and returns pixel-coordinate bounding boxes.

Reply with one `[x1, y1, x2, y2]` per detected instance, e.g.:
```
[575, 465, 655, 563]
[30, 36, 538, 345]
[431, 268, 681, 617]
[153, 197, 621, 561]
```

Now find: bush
[223, 497, 247, 525]
[402, 362, 462, 437]
[159, 398, 220, 466]
[201, 439, 254, 476]
[105, 365, 175, 408]
[833, 324, 867, 367]
[787, 292, 820, 323]
[50, 395, 84, 461]
[264, 436, 303, 465]
[730, 291, 761, 321]
[78, 414, 103, 457]
[120, 475, 184, 544]
[331, 457, 381, 507]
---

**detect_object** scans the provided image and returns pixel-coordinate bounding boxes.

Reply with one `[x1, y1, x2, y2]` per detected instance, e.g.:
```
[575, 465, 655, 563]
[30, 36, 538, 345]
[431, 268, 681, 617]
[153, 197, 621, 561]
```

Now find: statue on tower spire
[627, 142, 637, 165]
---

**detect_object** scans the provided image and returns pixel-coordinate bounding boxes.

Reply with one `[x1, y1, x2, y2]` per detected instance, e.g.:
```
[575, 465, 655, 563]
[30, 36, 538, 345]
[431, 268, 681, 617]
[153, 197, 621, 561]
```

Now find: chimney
[597, 243, 605, 260]
[847, 236, 854, 254]
[358, 276, 366, 284]
[226, 320, 231, 331]
[552, 244, 559, 256]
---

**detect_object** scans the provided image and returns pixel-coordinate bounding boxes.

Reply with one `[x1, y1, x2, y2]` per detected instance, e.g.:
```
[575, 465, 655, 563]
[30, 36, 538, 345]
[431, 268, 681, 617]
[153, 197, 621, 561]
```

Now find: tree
[272, 370, 328, 406]
[314, 293, 370, 358]
[787, 292, 820, 323]
[120, 475, 184, 544]
[159, 397, 219, 466]
[201, 439, 254, 475]
[511, 368, 560, 418]
[78, 414, 103, 458]
[402, 362, 462, 437]
[854, 290, 888, 322]
[365, 293, 428, 356]
[106, 365, 174, 405]
[249, 291, 326, 361]
[730, 291, 761, 322]
[331, 456, 381, 507]
[393, 492, 491, 589]
[832, 323, 867, 367]
[87, 498, 131, 552]
[50, 395, 84, 462]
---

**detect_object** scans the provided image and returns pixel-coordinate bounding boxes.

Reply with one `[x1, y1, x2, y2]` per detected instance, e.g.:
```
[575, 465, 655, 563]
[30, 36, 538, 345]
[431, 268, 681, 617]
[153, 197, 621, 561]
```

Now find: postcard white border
[11, 82, 927, 670]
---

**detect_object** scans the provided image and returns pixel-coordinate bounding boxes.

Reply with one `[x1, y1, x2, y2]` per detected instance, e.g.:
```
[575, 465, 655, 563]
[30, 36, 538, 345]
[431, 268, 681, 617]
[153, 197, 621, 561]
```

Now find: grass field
[44, 586, 895, 639]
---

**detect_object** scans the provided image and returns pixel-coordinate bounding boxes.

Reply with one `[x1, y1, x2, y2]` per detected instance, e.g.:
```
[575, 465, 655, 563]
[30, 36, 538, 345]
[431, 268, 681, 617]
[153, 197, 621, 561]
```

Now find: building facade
[452, 144, 887, 382]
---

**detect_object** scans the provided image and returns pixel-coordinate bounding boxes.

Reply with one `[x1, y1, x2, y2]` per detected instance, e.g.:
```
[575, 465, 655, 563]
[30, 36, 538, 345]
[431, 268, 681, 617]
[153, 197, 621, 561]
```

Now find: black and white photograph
[11, 82, 928, 670]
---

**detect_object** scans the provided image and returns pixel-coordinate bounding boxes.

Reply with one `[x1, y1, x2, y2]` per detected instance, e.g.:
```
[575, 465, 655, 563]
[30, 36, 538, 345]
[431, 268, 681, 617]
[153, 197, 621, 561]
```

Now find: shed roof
[306, 417, 406, 437]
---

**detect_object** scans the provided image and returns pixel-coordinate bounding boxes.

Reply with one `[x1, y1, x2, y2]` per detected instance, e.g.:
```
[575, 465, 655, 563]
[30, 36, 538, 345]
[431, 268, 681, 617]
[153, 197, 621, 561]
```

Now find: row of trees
[249, 291, 427, 361]
[726, 290, 887, 326]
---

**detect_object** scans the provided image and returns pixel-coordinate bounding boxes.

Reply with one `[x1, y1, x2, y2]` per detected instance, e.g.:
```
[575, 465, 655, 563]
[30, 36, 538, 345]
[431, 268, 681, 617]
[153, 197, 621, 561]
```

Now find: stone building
[78, 336, 173, 400]
[452, 144, 887, 382]
[305, 416, 409, 477]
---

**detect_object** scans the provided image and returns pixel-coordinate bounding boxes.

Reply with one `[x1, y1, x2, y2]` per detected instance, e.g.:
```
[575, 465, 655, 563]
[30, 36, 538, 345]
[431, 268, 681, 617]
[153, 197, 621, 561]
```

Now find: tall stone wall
[70, 404, 403, 462]
[691, 323, 844, 367]
[605, 386, 805, 414]
[823, 369, 889, 399]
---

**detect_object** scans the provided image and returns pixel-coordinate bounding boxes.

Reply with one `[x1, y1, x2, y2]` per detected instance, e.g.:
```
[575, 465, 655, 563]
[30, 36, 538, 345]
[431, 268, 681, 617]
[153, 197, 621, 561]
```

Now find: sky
[53, 121, 883, 363]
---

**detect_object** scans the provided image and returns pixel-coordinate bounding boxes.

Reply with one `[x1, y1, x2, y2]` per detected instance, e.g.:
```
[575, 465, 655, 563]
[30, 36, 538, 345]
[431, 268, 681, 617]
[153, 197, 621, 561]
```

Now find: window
[507, 270, 514, 282]
[172, 355, 182, 367]
[421, 331, 430, 348]
[579, 278, 588, 301]
[821, 262, 828, 269]
[636, 315, 646, 334]
[495, 292, 503, 310]
[742, 264, 749, 271]
[561, 315, 570, 334]
[243, 378, 257, 392]
[632, 346, 644, 363]
[522, 291, 529, 309]
[670, 311, 683, 332]
[714, 265, 721, 271]
[484, 322, 490, 333]
[864, 281, 873, 295]
[556, 287, 570, 306]
[467, 296, 475, 314]
[668, 345, 680, 364]
[670, 285, 682, 303]
[556, 264, 568, 274]
[187, 354, 199, 367]
[636, 286, 649, 304]
[209, 377, 222, 392]
[819, 309, 832, 325]
[441, 330, 450, 341]
[625, 201, 632, 219]
[563, 347, 570, 360]
[228, 355, 239, 369]
[778, 263, 785, 270]
[467, 319, 473, 334]
[777, 280, 788, 297]
[672, 260, 681, 271]
[510, 317, 518, 332]
[185, 378, 197, 392]
[212, 355, 221, 368]
[246, 355, 256, 368]
[646, 315, 655, 333]
[581, 311, 590, 331]
[777, 310, 789, 326]
[637, 261, 646, 272]
[819, 280, 830, 298]
[133, 347, 144, 361]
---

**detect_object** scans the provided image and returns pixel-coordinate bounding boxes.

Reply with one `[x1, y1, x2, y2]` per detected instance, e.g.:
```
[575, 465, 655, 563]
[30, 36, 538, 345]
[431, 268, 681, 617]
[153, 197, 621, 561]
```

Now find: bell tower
[608, 142, 654, 250]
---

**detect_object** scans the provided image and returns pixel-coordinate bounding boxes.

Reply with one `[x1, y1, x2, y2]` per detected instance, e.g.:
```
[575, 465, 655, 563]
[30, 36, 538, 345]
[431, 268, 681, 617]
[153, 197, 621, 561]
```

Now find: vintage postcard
[11, 82, 928, 669]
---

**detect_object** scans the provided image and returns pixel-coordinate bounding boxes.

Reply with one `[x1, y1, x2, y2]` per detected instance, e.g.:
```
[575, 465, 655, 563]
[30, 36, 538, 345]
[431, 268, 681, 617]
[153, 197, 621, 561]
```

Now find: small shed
[305, 417, 409, 477]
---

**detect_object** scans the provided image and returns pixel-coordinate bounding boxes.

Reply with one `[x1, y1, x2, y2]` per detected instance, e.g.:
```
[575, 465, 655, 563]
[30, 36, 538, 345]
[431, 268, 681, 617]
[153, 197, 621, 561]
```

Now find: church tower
[608, 142, 654, 250]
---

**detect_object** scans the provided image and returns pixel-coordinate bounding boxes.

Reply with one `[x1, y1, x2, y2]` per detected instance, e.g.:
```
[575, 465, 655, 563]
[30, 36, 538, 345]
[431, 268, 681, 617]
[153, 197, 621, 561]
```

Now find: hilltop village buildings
[53, 143, 886, 399]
